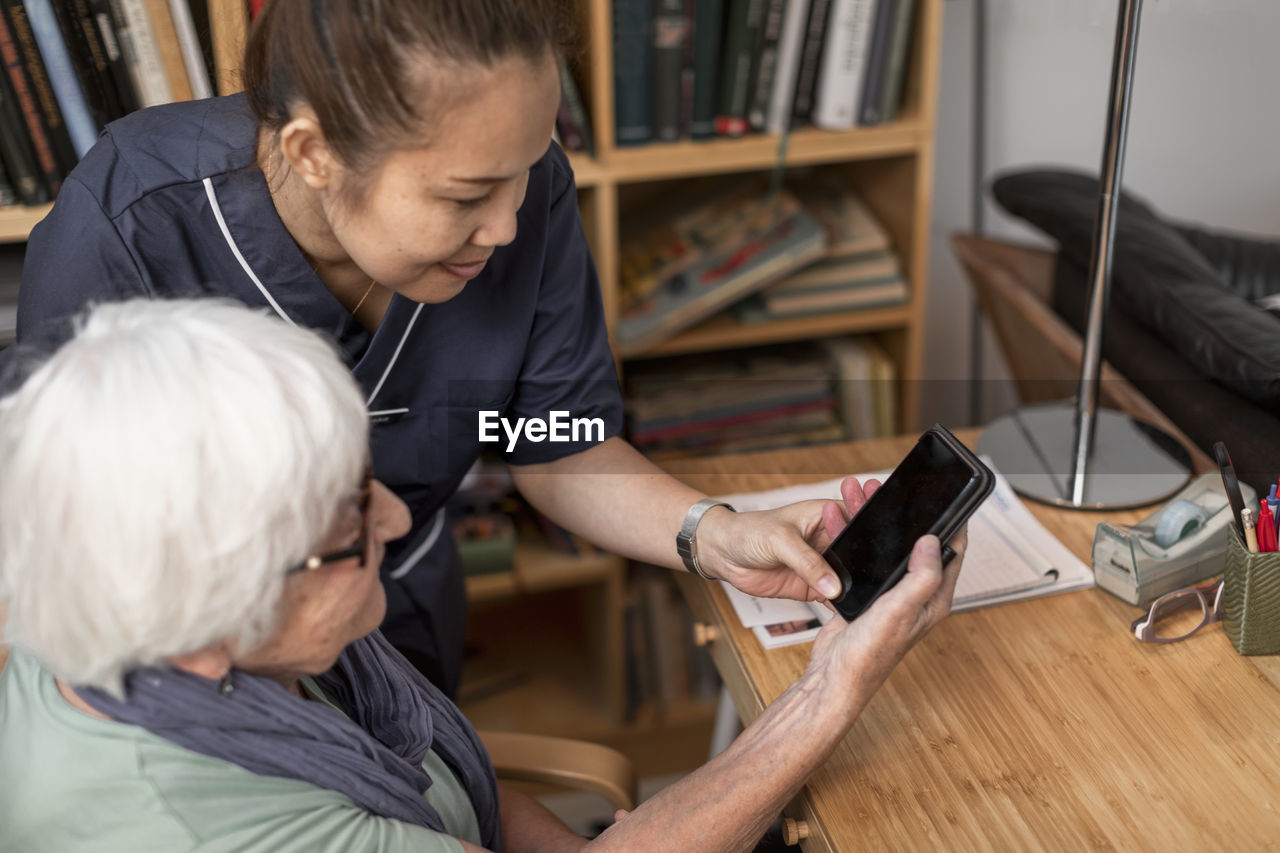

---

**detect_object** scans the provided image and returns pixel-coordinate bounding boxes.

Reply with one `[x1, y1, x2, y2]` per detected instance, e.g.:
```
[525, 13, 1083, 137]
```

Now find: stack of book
[735, 175, 907, 322]
[611, 0, 919, 146]
[616, 179, 828, 353]
[0, 243, 18, 347]
[624, 343, 845, 458]
[624, 567, 720, 721]
[0, 0, 225, 206]
[617, 175, 905, 353]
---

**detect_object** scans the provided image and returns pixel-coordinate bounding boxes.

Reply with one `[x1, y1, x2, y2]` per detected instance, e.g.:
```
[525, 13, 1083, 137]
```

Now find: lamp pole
[1070, 0, 1145, 504]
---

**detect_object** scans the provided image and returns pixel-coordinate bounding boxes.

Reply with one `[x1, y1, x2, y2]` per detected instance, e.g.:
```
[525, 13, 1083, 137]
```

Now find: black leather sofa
[991, 169, 1280, 495]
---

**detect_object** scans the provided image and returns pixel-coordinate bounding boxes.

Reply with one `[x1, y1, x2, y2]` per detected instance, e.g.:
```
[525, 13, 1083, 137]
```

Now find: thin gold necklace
[350, 278, 377, 315]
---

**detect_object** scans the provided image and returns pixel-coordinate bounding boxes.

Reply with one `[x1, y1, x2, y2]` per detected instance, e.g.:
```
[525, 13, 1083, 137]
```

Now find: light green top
[0, 649, 483, 853]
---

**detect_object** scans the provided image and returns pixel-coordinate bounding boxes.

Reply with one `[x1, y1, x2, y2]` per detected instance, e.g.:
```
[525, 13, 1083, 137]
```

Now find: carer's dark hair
[244, 0, 571, 173]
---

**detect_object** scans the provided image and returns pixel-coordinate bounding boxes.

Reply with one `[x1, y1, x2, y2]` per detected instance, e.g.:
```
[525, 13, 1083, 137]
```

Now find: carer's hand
[694, 476, 881, 602]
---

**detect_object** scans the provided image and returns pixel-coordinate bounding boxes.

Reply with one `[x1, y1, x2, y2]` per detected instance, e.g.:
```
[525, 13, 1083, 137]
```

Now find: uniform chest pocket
[426, 388, 516, 481]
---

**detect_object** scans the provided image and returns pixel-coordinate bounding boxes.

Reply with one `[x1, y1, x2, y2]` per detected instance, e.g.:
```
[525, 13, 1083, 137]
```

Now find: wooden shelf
[0, 203, 52, 244]
[618, 303, 914, 360]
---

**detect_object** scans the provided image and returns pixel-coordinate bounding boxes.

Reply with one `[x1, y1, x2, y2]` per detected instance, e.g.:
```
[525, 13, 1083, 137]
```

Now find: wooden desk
[663, 433, 1280, 850]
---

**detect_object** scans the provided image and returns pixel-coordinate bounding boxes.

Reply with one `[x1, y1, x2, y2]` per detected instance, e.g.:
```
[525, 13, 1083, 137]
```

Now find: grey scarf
[78, 631, 502, 850]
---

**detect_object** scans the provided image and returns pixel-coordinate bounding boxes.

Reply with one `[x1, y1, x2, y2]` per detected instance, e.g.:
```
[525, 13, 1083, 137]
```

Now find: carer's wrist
[676, 499, 736, 580]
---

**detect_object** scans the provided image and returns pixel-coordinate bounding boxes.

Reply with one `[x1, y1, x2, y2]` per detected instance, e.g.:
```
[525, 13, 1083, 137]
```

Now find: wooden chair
[950, 233, 1213, 472]
[0, 599, 636, 813]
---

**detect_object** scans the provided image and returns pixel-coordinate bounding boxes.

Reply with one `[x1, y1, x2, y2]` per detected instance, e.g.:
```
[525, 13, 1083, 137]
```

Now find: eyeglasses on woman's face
[287, 465, 375, 576]
[1130, 578, 1224, 644]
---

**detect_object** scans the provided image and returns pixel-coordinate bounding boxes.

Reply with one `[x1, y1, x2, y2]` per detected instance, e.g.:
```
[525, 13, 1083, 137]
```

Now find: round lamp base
[977, 402, 1193, 510]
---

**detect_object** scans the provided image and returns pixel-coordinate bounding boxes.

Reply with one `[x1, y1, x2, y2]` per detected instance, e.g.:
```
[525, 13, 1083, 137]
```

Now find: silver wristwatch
[676, 498, 735, 580]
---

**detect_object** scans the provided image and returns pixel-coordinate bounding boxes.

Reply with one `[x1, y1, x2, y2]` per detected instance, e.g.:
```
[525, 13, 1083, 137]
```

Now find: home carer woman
[0, 299, 964, 852]
[17, 0, 869, 697]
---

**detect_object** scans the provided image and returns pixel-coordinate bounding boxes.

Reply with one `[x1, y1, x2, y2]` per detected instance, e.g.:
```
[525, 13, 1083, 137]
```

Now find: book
[0, 244, 20, 346]
[616, 184, 828, 352]
[0, 3, 66, 194]
[856, 0, 898, 125]
[87, 0, 142, 115]
[24, 0, 100, 157]
[863, 336, 897, 436]
[612, 0, 651, 146]
[812, 0, 876, 131]
[167, 0, 213, 99]
[713, 0, 764, 137]
[790, 0, 831, 123]
[764, 0, 810, 134]
[763, 250, 899, 294]
[687, 0, 723, 139]
[650, 0, 685, 142]
[739, 275, 907, 319]
[879, 0, 916, 123]
[0, 145, 17, 205]
[141, 0, 194, 101]
[111, 0, 172, 106]
[791, 176, 891, 259]
[0, 64, 47, 204]
[746, 0, 787, 132]
[59, 0, 130, 124]
[819, 337, 877, 439]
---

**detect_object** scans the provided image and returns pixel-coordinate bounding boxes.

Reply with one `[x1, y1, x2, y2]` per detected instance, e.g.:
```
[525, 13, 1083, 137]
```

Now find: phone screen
[825, 431, 977, 620]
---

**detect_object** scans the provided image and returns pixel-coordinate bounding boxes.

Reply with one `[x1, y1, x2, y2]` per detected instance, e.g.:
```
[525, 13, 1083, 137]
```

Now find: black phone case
[827, 424, 995, 621]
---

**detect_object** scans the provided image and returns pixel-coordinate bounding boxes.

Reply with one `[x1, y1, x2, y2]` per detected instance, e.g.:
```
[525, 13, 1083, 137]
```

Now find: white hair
[0, 299, 369, 695]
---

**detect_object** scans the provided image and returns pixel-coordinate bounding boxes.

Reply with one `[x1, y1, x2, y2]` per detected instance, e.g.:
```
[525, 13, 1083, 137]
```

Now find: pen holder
[1222, 524, 1280, 655]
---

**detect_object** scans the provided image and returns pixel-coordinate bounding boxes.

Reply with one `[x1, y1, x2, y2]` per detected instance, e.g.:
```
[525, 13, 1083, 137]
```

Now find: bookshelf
[572, 0, 943, 430]
[0, 0, 942, 773]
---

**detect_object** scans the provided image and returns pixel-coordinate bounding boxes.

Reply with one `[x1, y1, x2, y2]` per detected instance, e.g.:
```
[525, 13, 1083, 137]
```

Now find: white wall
[923, 0, 1280, 429]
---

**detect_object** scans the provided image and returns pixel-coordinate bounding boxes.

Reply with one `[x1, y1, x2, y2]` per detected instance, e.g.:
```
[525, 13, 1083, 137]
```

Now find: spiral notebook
[717, 463, 1092, 649]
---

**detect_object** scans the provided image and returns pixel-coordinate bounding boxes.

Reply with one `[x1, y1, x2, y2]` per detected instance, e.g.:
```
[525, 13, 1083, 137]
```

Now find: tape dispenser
[1092, 472, 1256, 606]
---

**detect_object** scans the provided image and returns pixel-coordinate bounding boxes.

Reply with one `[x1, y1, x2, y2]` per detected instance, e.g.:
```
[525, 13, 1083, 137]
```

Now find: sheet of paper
[713, 461, 1093, 646]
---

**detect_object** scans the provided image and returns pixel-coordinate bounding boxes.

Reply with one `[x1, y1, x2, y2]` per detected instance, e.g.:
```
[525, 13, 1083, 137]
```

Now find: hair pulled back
[244, 0, 570, 172]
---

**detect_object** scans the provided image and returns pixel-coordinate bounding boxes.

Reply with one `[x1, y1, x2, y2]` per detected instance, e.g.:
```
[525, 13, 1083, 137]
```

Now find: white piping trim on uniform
[203, 178, 295, 326]
[366, 302, 422, 406]
[388, 506, 445, 580]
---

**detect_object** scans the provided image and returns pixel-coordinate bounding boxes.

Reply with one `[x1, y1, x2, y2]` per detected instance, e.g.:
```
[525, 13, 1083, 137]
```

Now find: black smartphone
[825, 425, 994, 621]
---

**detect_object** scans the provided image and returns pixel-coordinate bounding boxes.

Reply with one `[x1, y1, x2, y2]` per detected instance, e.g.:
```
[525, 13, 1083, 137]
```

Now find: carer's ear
[277, 106, 335, 190]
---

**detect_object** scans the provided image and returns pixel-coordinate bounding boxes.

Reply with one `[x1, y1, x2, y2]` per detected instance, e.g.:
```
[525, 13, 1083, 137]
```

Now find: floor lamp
[976, 0, 1193, 509]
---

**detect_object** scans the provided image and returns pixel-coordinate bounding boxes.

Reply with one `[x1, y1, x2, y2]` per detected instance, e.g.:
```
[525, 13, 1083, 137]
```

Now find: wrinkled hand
[696, 477, 881, 602]
[807, 505, 966, 699]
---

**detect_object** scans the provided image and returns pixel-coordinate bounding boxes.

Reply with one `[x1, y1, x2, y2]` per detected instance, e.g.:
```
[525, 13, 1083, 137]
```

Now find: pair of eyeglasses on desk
[1131, 578, 1223, 643]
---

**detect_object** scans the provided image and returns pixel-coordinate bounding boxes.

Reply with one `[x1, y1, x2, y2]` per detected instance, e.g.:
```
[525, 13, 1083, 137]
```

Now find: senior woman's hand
[694, 476, 885, 602]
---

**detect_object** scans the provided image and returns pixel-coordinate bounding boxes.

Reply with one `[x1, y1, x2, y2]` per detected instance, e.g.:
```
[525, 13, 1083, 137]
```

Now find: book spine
[0, 4, 65, 194]
[111, 0, 172, 106]
[166, 0, 211, 98]
[789, 0, 831, 122]
[878, 0, 915, 123]
[87, 0, 140, 114]
[746, 0, 787, 132]
[141, 0, 193, 101]
[207, 0, 246, 96]
[0, 67, 47, 204]
[66, 0, 127, 122]
[678, 0, 695, 137]
[687, 0, 722, 139]
[612, 0, 651, 147]
[856, 0, 898, 126]
[650, 0, 684, 142]
[23, 0, 100, 157]
[812, 0, 876, 131]
[713, 0, 764, 137]
[0, 148, 17, 205]
[764, 0, 810, 134]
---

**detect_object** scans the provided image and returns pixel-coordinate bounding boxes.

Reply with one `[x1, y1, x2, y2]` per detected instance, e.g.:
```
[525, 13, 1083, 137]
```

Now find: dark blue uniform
[17, 95, 623, 696]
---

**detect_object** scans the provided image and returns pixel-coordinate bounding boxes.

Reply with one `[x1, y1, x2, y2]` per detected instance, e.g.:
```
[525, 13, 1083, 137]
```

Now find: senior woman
[0, 299, 964, 853]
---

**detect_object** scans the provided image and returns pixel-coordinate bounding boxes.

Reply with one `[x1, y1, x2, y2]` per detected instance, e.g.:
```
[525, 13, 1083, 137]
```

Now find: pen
[1268, 484, 1279, 539]
[1258, 500, 1277, 553]
[1242, 506, 1259, 554]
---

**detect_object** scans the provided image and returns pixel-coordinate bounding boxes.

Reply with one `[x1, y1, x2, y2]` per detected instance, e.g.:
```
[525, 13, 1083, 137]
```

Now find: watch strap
[677, 498, 735, 580]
